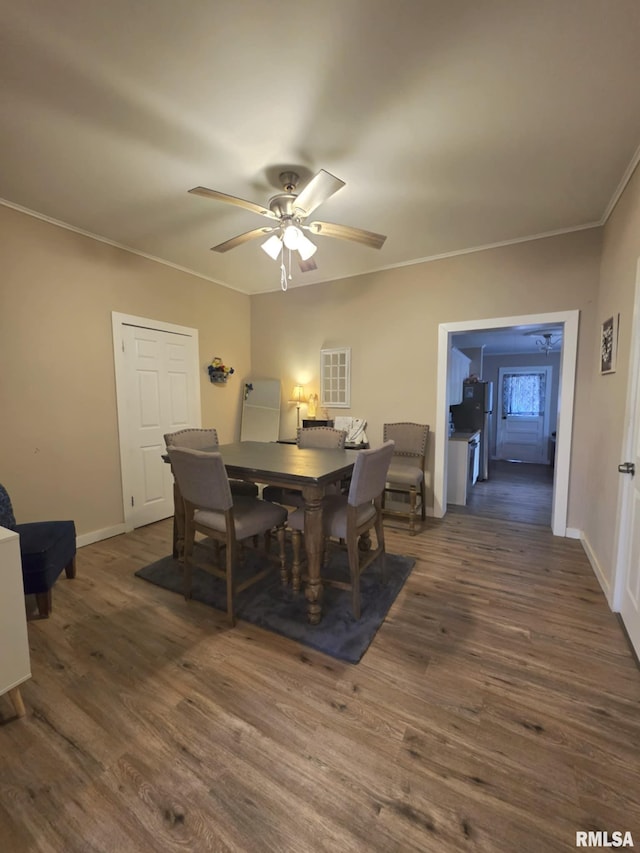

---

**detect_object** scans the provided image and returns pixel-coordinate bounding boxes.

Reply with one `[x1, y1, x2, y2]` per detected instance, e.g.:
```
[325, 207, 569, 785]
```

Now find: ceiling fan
[188, 169, 386, 286]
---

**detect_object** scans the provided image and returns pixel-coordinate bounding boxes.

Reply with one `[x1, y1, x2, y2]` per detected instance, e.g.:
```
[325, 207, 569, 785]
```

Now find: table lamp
[289, 385, 307, 428]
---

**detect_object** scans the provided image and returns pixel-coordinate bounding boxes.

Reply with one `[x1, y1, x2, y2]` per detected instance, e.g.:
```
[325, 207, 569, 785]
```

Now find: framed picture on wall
[600, 314, 618, 375]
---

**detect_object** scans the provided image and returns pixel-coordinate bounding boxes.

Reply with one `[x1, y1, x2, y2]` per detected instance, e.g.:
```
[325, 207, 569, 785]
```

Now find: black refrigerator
[450, 381, 494, 480]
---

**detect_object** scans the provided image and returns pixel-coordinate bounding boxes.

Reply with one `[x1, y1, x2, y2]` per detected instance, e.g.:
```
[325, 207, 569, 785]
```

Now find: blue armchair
[0, 483, 76, 618]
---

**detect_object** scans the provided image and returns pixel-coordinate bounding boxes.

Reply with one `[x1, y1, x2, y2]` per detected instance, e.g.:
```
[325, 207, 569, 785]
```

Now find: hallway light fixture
[525, 329, 562, 356]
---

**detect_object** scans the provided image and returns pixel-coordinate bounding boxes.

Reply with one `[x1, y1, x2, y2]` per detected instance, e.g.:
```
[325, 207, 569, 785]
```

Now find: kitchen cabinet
[0, 526, 31, 718]
[447, 431, 480, 506]
[448, 347, 471, 405]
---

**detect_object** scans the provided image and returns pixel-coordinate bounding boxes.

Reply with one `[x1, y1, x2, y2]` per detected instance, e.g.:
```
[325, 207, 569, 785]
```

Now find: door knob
[618, 462, 635, 476]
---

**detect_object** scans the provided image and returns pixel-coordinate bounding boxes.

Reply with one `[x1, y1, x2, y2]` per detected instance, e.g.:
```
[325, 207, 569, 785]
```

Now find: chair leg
[291, 529, 302, 593]
[225, 542, 236, 627]
[347, 536, 361, 620]
[35, 590, 52, 618]
[409, 486, 417, 536]
[183, 514, 194, 600]
[420, 481, 426, 522]
[375, 513, 388, 584]
[64, 556, 76, 579]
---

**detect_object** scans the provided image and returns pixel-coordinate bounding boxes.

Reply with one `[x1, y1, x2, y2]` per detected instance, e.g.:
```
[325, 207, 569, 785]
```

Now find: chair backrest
[0, 483, 16, 530]
[164, 428, 219, 451]
[347, 441, 395, 507]
[167, 447, 233, 512]
[296, 426, 347, 449]
[383, 423, 429, 462]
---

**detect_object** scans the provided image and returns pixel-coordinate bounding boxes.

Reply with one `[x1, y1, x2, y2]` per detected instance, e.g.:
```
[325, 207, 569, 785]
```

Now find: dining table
[166, 441, 358, 624]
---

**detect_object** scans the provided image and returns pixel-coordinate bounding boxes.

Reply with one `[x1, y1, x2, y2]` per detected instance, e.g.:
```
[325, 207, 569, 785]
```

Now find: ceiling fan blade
[307, 220, 387, 250]
[293, 170, 345, 217]
[189, 186, 278, 220]
[211, 226, 277, 253]
[298, 256, 318, 273]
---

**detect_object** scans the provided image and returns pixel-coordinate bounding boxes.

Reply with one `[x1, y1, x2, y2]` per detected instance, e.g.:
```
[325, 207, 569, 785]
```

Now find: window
[321, 347, 351, 408]
[502, 371, 547, 417]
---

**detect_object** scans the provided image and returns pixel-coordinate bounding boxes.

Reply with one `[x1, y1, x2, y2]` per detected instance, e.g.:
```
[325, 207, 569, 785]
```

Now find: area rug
[134, 542, 414, 664]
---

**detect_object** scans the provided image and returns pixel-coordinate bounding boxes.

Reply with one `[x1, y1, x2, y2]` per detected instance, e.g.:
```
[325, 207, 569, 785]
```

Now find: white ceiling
[453, 324, 563, 356]
[2, 0, 640, 295]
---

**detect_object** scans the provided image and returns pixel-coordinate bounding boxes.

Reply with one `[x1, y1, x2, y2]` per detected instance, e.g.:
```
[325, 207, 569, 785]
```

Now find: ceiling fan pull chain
[288, 247, 293, 280]
[280, 261, 287, 291]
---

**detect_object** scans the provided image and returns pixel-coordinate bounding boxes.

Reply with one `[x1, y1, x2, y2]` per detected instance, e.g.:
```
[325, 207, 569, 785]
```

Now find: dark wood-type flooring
[1, 507, 639, 852]
[452, 459, 555, 527]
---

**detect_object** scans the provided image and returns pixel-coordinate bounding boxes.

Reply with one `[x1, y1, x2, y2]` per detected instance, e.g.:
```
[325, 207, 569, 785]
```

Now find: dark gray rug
[134, 542, 414, 664]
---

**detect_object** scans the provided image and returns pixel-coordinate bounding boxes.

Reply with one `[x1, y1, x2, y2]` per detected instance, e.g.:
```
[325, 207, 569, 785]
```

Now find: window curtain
[502, 372, 546, 417]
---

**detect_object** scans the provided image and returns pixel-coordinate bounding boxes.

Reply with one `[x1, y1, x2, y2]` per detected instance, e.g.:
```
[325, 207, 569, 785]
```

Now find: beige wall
[251, 229, 602, 529]
[583, 164, 640, 596]
[0, 205, 250, 536]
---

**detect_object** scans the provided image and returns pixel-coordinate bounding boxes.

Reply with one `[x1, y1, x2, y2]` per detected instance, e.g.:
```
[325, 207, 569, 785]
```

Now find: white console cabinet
[0, 526, 31, 718]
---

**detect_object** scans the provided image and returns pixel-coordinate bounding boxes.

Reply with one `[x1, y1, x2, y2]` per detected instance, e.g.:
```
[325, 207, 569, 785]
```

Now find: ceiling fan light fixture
[296, 232, 317, 260]
[261, 233, 283, 260]
[282, 224, 303, 250]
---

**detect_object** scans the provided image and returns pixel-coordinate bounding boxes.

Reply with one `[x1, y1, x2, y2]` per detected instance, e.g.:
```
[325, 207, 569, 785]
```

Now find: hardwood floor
[452, 459, 555, 527]
[1, 512, 639, 852]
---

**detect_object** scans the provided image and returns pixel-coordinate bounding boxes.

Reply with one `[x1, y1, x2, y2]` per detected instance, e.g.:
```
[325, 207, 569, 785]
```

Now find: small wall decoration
[600, 315, 618, 375]
[208, 356, 234, 383]
[320, 346, 351, 408]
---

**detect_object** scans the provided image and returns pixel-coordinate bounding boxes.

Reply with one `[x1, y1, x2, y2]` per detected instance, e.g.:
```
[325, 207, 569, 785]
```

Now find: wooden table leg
[301, 486, 324, 624]
[7, 686, 26, 718]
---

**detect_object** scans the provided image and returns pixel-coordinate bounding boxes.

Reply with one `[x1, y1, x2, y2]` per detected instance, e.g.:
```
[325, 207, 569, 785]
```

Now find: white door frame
[112, 312, 201, 531]
[613, 259, 640, 613]
[434, 309, 579, 537]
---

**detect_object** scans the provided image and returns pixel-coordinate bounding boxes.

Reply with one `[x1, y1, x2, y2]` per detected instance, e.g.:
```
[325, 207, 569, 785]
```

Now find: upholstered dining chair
[381, 422, 429, 535]
[262, 426, 347, 508]
[167, 447, 288, 626]
[288, 440, 395, 619]
[0, 482, 76, 618]
[164, 428, 258, 497]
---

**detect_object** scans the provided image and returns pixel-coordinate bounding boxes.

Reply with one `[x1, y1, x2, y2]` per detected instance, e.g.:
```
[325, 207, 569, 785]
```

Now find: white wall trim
[580, 531, 612, 606]
[76, 524, 128, 549]
[565, 527, 581, 540]
[434, 310, 579, 537]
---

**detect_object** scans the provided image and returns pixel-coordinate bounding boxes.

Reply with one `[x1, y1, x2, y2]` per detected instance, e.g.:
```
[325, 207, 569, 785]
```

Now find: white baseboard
[76, 523, 127, 549]
[580, 531, 612, 605]
[565, 527, 581, 539]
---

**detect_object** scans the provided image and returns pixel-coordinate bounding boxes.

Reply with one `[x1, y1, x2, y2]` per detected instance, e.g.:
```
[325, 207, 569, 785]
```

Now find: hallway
[452, 459, 554, 527]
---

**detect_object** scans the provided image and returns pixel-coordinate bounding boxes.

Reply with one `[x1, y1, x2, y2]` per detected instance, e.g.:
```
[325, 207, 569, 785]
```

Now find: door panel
[496, 366, 551, 464]
[618, 300, 640, 655]
[123, 323, 199, 527]
[498, 415, 545, 463]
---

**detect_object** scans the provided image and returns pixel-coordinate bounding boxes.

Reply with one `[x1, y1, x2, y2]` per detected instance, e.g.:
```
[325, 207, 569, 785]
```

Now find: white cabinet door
[448, 348, 471, 405]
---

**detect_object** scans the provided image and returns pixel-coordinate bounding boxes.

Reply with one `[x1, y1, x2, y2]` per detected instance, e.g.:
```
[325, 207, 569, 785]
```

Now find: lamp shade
[283, 225, 302, 250]
[297, 232, 318, 260]
[261, 234, 283, 259]
[290, 384, 306, 403]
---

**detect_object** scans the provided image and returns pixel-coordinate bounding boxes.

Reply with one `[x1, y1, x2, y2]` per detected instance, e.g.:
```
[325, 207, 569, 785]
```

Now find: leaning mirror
[240, 378, 281, 441]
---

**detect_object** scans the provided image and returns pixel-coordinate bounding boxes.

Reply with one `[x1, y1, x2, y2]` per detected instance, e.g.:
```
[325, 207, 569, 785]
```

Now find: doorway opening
[434, 310, 579, 537]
